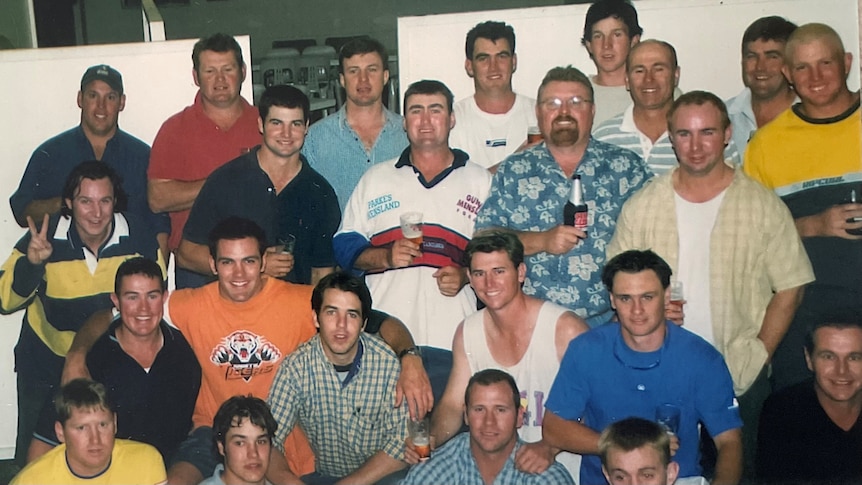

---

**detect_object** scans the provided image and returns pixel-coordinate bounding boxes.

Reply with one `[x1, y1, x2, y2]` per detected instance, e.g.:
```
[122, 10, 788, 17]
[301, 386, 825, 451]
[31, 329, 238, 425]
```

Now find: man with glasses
[476, 66, 650, 327]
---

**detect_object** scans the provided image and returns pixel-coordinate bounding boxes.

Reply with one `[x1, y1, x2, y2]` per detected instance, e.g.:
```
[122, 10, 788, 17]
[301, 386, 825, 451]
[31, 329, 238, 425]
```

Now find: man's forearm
[337, 451, 405, 485]
[712, 429, 743, 485]
[378, 316, 415, 354]
[68, 309, 114, 355]
[353, 247, 390, 272]
[758, 286, 805, 359]
[176, 240, 214, 275]
[310, 267, 335, 286]
[516, 230, 548, 256]
[148, 178, 204, 213]
[21, 198, 62, 227]
[542, 411, 600, 455]
[266, 447, 304, 485]
[430, 400, 464, 446]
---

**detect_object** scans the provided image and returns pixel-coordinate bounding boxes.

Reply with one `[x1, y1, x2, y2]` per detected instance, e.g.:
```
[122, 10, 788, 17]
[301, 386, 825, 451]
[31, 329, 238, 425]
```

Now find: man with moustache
[476, 66, 650, 327]
[148, 33, 261, 289]
[725, 16, 798, 153]
[449, 21, 536, 170]
[10, 65, 169, 254]
[303, 38, 408, 211]
[744, 23, 862, 391]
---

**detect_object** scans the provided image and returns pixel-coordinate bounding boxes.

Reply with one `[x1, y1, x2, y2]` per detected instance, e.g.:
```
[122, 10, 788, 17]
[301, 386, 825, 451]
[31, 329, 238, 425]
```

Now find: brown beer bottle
[564, 174, 588, 229]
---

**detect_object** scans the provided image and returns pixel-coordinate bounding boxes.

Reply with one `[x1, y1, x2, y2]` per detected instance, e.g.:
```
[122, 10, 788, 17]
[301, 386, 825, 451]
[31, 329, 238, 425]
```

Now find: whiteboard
[398, 0, 860, 105]
[0, 36, 253, 458]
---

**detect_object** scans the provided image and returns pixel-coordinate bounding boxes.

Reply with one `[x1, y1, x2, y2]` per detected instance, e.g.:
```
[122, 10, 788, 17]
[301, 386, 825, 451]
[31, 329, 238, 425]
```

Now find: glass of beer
[527, 125, 543, 144]
[408, 416, 431, 461]
[669, 281, 684, 306]
[400, 212, 423, 246]
[656, 403, 681, 435]
[275, 234, 296, 255]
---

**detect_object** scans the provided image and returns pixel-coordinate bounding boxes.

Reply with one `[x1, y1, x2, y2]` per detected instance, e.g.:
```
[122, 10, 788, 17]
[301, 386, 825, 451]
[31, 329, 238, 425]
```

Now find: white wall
[398, 0, 860, 105]
[0, 36, 252, 458]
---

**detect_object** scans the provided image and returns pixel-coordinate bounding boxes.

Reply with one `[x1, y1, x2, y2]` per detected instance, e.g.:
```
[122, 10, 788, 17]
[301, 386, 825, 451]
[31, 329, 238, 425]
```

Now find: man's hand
[665, 300, 685, 326]
[515, 440, 557, 474]
[389, 239, 421, 268]
[432, 266, 467, 297]
[62, 349, 91, 385]
[394, 354, 433, 420]
[403, 435, 436, 465]
[669, 433, 680, 456]
[797, 203, 862, 239]
[542, 225, 586, 255]
[263, 247, 294, 278]
[26, 214, 52, 265]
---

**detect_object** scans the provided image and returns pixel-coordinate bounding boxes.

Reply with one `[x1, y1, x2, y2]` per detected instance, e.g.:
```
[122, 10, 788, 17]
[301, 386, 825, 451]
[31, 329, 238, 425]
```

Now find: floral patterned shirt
[476, 139, 651, 326]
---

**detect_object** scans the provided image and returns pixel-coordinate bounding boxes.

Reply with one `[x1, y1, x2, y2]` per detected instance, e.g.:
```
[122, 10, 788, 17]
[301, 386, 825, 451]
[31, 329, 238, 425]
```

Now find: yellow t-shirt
[11, 439, 166, 485]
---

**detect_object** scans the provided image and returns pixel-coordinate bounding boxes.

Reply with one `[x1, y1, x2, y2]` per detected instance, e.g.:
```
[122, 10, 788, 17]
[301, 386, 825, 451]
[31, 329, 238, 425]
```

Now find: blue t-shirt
[545, 321, 742, 484]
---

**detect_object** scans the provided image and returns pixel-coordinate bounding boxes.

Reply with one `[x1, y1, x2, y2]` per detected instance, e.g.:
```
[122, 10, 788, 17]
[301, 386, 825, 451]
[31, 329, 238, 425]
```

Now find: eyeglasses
[539, 96, 593, 111]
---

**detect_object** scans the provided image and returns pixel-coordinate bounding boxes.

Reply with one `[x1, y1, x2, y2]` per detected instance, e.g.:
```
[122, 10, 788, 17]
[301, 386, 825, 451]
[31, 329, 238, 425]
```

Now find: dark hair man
[449, 21, 537, 171]
[0, 160, 163, 469]
[302, 37, 408, 212]
[726, 16, 798, 152]
[543, 250, 742, 485]
[203, 396, 278, 485]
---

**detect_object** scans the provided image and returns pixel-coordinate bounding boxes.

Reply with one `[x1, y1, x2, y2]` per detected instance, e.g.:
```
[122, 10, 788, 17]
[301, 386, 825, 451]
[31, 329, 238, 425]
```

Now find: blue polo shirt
[546, 321, 742, 484]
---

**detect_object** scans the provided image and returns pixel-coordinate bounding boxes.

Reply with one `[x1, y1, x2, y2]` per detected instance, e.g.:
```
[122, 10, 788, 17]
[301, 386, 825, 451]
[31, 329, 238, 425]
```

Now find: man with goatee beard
[476, 65, 651, 328]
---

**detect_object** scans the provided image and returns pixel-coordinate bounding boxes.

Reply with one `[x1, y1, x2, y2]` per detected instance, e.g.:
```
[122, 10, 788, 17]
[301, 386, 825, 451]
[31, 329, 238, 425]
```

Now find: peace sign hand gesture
[26, 214, 53, 265]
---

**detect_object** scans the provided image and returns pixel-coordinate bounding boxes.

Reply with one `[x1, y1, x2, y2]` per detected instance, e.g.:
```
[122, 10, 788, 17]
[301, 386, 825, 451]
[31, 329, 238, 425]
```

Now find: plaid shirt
[402, 433, 574, 485]
[267, 333, 408, 477]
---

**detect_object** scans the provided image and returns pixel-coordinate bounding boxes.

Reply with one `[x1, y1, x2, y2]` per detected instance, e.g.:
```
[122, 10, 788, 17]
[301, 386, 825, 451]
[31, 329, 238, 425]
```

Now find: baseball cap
[80, 64, 123, 94]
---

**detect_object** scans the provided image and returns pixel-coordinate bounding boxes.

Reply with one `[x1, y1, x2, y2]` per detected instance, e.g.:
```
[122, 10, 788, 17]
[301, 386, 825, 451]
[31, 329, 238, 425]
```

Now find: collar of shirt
[394, 147, 469, 188]
[55, 213, 127, 255]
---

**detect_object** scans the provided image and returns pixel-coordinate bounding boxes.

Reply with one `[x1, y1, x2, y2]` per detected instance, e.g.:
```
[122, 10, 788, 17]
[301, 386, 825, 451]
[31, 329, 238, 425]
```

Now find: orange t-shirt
[167, 277, 316, 474]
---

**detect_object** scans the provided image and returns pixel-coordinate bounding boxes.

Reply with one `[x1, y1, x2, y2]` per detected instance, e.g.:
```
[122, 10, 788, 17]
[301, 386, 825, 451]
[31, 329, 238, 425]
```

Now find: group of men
[2, 0, 861, 483]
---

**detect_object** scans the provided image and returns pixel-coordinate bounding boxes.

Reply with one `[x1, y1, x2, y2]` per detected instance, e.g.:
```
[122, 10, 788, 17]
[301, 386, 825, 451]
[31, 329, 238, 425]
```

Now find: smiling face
[742, 38, 791, 101]
[537, 80, 595, 148]
[218, 417, 271, 485]
[193, 49, 246, 108]
[784, 36, 853, 117]
[610, 270, 669, 352]
[403, 93, 455, 150]
[468, 250, 525, 311]
[669, 102, 732, 178]
[78, 80, 125, 139]
[603, 446, 679, 485]
[56, 406, 116, 478]
[66, 177, 116, 250]
[466, 37, 516, 94]
[585, 16, 640, 79]
[210, 237, 265, 303]
[340, 51, 389, 108]
[111, 273, 164, 339]
[626, 42, 679, 112]
[465, 381, 523, 457]
[806, 325, 862, 406]
[259, 105, 307, 160]
[314, 288, 366, 366]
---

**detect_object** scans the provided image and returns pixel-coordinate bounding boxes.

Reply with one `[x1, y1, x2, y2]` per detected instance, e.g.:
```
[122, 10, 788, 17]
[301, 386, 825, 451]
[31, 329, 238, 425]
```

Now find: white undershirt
[674, 189, 726, 345]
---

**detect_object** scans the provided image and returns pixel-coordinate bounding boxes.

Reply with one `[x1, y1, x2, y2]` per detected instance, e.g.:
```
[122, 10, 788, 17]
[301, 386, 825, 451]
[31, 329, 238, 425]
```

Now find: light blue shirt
[302, 107, 408, 211]
[726, 88, 758, 158]
[476, 140, 650, 326]
[402, 433, 574, 485]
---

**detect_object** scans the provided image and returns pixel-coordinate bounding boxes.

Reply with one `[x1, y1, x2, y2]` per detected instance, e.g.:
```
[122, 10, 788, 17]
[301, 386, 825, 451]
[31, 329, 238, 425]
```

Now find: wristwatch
[398, 346, 422, 359]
